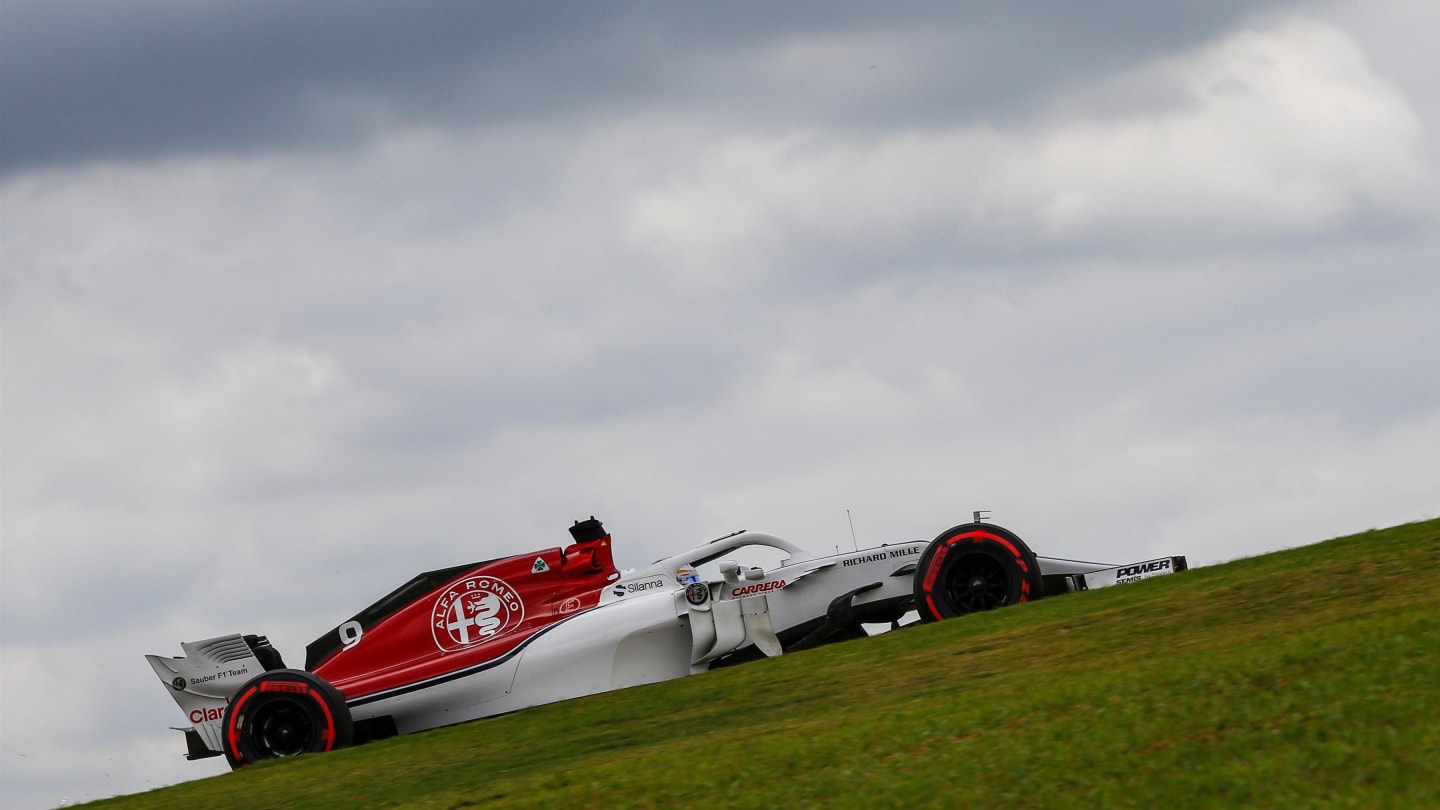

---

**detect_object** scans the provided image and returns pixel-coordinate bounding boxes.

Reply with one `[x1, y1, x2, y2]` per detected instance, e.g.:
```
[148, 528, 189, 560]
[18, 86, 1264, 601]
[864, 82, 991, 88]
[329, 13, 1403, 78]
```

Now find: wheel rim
[942, 553, 1012, 613]
[253, 702, 316, 758]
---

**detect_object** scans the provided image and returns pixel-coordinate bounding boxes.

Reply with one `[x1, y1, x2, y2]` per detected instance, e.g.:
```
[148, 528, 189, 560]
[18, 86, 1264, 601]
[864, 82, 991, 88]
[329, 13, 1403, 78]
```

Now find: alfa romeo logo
[685, 582, 710, 606]
[431, 575, 525, 652]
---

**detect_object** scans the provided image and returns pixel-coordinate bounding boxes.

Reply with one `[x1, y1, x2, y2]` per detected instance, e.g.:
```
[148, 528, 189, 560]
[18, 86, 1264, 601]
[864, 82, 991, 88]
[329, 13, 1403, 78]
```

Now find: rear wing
[144, 633, 284, 759]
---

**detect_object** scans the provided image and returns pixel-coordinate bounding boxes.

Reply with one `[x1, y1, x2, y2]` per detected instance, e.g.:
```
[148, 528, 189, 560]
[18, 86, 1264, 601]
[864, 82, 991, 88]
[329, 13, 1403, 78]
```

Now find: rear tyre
[913, 522, 1043, 622]
[222, 669, 352, 769]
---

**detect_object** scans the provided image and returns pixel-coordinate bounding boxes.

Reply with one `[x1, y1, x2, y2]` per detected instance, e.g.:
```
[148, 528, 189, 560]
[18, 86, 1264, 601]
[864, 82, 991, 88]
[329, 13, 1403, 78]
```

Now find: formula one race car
[147, 516, 1185, 768]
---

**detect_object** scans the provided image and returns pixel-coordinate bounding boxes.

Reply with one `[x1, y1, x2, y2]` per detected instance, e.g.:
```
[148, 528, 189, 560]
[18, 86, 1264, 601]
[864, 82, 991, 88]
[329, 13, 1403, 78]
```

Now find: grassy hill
[94, 519, 1439, 809]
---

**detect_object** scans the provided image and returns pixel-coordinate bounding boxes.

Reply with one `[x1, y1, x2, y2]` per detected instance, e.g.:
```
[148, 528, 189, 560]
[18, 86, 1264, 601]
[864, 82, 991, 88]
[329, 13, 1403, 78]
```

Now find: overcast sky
[2, 1, 1436, 806]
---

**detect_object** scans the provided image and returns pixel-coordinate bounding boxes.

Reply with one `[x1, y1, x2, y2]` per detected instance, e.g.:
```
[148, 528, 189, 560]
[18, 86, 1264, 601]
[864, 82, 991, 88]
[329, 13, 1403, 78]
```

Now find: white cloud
[624, 17, 1433, 274]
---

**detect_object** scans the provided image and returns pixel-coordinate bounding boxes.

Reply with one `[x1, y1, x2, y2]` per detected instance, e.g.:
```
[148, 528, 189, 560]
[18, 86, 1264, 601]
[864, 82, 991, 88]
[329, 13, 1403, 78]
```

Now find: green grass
[95, 519, 1440, 809]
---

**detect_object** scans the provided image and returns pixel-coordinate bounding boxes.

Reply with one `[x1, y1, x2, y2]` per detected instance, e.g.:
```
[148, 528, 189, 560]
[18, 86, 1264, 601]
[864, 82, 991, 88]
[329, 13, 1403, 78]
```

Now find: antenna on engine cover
[847, 509, 858, 551]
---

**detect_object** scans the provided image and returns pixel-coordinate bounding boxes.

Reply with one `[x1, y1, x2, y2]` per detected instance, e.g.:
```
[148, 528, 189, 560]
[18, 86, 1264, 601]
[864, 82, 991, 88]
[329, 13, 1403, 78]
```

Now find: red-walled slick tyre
[222, 670, 353, 769]
[913, 522, 1044, 622]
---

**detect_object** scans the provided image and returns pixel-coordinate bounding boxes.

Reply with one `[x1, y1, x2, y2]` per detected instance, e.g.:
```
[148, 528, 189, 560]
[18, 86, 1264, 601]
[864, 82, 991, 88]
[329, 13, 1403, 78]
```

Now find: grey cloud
[3, 0, 1278, 175]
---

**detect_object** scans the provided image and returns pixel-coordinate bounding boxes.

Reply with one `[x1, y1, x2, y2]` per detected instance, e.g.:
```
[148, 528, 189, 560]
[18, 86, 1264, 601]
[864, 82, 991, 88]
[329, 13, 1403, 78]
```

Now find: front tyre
[913, 522, 1043, 622]
[222, 670, 352, 769]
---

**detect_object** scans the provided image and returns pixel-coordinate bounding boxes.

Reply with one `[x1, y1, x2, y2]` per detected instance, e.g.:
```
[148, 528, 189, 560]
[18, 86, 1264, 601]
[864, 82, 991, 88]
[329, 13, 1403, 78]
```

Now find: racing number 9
[339, 620, 363, 650]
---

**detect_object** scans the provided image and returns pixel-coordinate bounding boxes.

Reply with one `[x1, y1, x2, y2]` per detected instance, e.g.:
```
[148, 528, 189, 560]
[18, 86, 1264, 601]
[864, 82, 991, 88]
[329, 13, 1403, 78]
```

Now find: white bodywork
[344, 531, 928, 733]
[147, 527, 1182, 757]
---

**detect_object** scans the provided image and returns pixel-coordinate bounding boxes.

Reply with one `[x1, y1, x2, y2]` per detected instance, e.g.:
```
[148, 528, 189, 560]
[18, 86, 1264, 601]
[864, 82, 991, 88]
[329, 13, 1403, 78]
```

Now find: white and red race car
[146, 516, 1184, 767]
